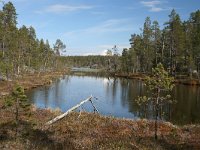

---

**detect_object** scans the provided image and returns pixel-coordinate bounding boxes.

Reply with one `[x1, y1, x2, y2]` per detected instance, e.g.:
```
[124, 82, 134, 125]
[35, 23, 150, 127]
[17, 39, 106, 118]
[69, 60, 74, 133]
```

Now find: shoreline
[0, 108, 200, 149]
[0, 71, 68, 97]
[114, 73, 200, 86]
[0, 71, 200, 149]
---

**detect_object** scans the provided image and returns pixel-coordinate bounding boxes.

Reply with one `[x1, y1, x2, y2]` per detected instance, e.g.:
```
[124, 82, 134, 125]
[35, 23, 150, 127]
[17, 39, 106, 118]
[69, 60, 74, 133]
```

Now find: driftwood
[45, 96, 98, 125]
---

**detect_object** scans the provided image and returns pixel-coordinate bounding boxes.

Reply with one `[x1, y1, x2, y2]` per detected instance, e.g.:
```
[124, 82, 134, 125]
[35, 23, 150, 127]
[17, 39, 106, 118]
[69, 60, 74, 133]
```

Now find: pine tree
[143, 17, 153, 72]
[5, 85, 30, 136]
[129, 34, 144, 72]
[121, 48, 129, 73]
[136, 63, 175, 140]
[189, 10, 200, 72]
[53, 39, 66, 56]
[165, 9, 185, 75]
[151, 20, 161, 66]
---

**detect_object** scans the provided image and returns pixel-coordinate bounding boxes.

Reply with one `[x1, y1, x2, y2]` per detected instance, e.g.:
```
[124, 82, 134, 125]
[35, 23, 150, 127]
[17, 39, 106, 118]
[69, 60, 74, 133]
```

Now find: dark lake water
[26, 75, 200, 125]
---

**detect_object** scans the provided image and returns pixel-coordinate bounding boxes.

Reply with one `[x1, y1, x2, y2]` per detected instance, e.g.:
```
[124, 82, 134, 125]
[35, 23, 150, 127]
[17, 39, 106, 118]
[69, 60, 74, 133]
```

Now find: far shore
[0, 71, 68, 97]
[114, 73, 200, 86]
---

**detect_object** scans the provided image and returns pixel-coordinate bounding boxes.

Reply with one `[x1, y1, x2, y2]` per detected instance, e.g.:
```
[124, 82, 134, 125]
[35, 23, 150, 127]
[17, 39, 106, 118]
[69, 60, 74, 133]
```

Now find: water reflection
[171, 85, 200, 124]
[26, 75, 200, 125]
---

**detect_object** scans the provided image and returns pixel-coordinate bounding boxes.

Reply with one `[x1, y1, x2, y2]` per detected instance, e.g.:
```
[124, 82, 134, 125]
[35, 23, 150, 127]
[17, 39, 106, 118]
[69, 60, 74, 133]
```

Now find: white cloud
[141, 1, 161, 7]
[86, 19, 132, 33]
[150, 7, 163, 12]
[140, 1, 168, 12]
[82, 49, 110, 56]
[66, 49, 106, 56]
[36, 4, 94, 14]
[98, 43, 130, 51]
[64, 43, 130, 56]
[98, 44, 130, 50]
[64, 19, 133, 37]
[97, 44, 130, 55]
[82, 52, 102, 56]
[100, 50, 108, 56]
[62, 19, 133, 56]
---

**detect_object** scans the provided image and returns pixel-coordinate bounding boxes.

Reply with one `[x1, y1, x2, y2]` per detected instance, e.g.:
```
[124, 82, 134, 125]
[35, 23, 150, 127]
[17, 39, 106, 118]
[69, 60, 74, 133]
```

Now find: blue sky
[2, 0, 200, 55]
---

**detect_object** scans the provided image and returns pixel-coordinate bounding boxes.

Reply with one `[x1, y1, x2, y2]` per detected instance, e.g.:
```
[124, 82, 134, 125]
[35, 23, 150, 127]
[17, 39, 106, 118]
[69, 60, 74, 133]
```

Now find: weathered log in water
[45, 96, 96, 125]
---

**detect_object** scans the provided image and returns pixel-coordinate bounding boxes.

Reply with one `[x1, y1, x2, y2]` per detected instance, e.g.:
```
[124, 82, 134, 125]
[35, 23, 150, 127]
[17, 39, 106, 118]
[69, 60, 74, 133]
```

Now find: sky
[1, 0, 200, 55]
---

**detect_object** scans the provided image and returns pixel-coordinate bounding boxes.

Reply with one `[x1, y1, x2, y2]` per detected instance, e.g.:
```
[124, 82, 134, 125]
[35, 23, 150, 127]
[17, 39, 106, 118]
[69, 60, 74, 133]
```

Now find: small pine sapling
[5, 85, 31, 136]
[136, 63, 175, 140]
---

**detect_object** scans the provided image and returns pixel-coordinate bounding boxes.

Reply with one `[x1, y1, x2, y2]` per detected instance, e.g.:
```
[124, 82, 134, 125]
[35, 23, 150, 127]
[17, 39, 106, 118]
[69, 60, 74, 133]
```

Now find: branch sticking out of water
[45, 95, 98, 125]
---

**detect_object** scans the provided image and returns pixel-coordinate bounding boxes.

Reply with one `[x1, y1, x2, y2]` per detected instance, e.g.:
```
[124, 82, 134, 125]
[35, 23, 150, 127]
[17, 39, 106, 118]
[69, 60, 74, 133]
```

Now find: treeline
[121, 9, 200, 76]
[59, 56, 116, 69]
[2, 2, 200, 79]
[0, 2, 66, 80]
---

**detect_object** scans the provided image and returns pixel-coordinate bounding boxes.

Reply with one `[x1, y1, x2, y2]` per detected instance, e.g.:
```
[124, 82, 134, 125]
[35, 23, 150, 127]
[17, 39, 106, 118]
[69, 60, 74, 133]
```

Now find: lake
[26, 75, 200, 125]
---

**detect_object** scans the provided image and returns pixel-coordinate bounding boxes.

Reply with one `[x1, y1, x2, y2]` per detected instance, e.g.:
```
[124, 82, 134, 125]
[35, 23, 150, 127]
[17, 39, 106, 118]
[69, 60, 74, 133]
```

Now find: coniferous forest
[1, 2, 200, 78]
[121, 9, 200, 76]
[0, 2, 67, 80]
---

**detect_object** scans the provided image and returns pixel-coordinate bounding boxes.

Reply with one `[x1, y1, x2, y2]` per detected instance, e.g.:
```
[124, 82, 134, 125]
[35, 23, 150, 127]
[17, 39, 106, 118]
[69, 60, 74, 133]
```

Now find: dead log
[45, 96, 93, 125]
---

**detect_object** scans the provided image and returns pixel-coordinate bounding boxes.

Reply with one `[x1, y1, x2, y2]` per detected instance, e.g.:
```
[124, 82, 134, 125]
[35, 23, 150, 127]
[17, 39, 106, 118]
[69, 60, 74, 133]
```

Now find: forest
[0, 2, 67, 80]
[121, 9, 200, 77]
[1, 2, 200, 79]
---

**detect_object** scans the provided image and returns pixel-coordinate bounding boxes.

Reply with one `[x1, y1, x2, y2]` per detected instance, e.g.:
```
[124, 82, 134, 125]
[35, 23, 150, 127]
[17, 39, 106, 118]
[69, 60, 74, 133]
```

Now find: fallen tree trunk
[45, 96, 93, 125]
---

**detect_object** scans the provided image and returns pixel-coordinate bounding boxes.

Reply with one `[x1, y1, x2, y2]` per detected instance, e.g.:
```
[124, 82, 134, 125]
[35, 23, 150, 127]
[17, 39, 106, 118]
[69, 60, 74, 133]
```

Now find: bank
[0, 107, 200, 149]
[0, 71, 200, 149]
[0, 71, 68, 97]
[114, 73, 200, 86]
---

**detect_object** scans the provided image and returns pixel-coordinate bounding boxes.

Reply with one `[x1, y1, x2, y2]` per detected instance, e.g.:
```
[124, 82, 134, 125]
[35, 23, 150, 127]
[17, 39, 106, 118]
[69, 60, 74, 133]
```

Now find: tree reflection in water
[26, 75, 200, 125]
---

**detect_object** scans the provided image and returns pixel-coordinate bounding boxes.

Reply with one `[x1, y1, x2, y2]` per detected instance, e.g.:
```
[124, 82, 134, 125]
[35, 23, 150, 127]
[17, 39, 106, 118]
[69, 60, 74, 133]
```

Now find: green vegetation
[1, 2, 200, 79]
[136, 63, 175, 140]
[9, 85, 30, 122]
[60, 55, 116, 70]
[0, 2, 66, 80]
[5, 85, 30, 137]
[0, 2, 119, 78]
[56, 9, 200, 78]
[121, 9, 200, 77]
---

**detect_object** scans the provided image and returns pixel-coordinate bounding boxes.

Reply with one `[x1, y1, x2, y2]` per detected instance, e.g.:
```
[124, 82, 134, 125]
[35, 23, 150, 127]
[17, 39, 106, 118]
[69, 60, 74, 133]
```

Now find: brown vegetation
[0, 105, 200, 150]
[0, 71, 67, 97]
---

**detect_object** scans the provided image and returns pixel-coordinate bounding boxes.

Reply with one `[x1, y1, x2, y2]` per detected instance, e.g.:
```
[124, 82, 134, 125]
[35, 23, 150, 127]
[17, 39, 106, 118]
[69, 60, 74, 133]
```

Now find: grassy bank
[0, 108, 200, 150]
[0, 71, 67, 97]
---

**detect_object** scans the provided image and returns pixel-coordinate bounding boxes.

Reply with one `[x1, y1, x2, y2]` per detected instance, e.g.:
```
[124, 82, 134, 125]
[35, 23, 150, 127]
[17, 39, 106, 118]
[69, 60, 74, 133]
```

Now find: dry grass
[0, 71, 66, 97]
[0, 106, 200, 150]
